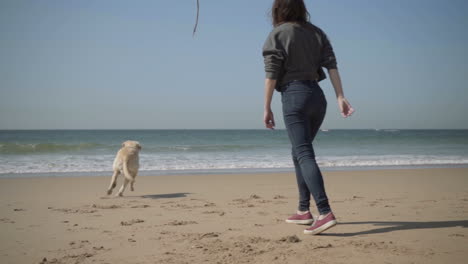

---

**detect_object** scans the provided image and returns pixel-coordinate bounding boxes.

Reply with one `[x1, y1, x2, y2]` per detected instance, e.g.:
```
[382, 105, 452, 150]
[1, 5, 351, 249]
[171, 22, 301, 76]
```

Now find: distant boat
[321, 129, 329, 132]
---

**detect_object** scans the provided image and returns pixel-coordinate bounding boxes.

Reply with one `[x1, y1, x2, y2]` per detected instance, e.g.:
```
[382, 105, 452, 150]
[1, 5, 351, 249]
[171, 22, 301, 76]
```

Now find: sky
[0, 0, 467, 129]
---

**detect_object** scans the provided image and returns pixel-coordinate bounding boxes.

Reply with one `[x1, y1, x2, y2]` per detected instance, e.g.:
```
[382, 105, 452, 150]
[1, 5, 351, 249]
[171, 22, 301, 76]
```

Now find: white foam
[1, 154, 468, 175]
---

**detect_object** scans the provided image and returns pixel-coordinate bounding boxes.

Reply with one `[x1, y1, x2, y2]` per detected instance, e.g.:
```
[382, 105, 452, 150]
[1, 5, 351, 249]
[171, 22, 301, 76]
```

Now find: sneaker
[304, 212, 337, 235]
[285, 211, 314, 225]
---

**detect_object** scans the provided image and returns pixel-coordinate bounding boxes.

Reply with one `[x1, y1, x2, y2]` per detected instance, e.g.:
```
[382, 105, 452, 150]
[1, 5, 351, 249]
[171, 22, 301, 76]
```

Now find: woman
[262, 0, 354, 235]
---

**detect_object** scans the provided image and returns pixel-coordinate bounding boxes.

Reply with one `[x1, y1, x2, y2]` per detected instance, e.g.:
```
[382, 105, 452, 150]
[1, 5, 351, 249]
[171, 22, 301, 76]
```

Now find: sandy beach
[1, 167, 467, 264]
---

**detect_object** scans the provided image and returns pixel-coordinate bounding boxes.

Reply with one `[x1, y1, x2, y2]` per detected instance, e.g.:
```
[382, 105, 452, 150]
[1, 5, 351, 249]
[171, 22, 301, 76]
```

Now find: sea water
[0, 129, 467, 177]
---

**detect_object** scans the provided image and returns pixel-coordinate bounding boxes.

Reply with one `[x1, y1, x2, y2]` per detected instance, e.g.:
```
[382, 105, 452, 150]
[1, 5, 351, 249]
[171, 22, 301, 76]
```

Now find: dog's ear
[122, 142, 126, 147]
[137, 143, 142, 150]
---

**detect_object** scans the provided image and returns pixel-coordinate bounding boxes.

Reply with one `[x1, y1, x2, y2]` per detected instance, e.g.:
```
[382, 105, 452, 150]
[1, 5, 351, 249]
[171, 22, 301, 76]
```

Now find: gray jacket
[262, 22, 337, 91]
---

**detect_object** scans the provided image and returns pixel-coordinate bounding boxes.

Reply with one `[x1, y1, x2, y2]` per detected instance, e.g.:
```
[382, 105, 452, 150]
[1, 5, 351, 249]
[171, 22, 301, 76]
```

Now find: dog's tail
[122, 161, 135, 182]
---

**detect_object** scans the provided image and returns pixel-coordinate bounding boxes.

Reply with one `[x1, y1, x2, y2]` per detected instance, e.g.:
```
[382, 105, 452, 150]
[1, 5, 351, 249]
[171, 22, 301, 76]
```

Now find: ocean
[0, 129, 467, 178]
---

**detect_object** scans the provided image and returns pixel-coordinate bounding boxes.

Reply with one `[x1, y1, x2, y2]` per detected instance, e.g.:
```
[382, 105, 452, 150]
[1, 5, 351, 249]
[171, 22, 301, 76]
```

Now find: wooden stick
[193, 0, 200, 37]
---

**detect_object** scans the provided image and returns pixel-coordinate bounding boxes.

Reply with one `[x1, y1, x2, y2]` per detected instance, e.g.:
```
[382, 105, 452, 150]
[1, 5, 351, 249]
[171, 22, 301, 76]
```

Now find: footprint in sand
[278, 235, 301, 243]
[166, 220, 198, 226]
[52, 208, 97, 214]
[40, 257, 57, 263]
[0, 218, 15, 224]
[232, 195, 279, 208]
[91, 204, 121, 209]
[130, 204, 150, 208]
[92, 246, 105, 250]
[202, 210, 225, 216]
[313, 244, 333, 249]
[120, 219, 145, 226]
[247, 236, 270, 243]
[68, 240, 91, 249]
[199, 232, 220, 239]
[43, 242, 96, 263]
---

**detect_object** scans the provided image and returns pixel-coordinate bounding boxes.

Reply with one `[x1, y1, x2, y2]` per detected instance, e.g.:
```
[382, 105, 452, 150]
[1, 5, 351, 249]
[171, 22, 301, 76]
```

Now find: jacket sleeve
[319, 31, 338, 70]
[262, 31, 286, 80]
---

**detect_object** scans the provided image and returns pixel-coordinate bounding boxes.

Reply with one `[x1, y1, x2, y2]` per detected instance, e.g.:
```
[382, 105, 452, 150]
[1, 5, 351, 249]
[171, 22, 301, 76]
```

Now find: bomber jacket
[262, 22, 338, 91]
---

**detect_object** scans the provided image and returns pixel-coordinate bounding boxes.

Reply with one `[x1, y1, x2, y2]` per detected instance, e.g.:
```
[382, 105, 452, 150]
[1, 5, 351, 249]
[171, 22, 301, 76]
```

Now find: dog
[107, 140, 141, 196]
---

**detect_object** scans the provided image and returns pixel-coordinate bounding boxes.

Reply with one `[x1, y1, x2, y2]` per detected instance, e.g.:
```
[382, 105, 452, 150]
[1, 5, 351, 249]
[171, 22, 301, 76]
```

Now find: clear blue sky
[1, 0, 467, 129]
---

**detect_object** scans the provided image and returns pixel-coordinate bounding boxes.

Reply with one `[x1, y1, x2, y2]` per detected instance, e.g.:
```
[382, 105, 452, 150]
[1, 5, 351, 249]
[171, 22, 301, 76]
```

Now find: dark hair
[271, 0, 310, 26]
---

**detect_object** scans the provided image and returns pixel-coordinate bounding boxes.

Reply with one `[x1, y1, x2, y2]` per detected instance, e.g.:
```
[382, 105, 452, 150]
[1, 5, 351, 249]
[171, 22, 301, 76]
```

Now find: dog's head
[122, 140, 142, 150]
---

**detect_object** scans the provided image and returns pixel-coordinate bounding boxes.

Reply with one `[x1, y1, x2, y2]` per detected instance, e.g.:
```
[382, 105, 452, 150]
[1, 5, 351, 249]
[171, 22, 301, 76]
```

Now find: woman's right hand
[337, 97, 355, 118]
[328, 69, 354, 118]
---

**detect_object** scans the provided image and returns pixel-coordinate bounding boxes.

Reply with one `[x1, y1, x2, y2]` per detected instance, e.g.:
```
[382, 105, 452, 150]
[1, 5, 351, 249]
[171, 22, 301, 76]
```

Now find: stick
[193, 0, 199, 37]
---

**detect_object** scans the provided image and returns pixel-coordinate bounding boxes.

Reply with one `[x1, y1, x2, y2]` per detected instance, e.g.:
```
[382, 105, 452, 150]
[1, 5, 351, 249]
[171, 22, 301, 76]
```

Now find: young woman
[262, 0, 354, 235]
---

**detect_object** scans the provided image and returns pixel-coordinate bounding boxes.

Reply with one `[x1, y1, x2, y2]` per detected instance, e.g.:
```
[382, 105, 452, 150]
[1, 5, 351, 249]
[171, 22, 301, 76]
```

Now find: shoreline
[1, 167, 467, 263]
[1, 163, 468, 179]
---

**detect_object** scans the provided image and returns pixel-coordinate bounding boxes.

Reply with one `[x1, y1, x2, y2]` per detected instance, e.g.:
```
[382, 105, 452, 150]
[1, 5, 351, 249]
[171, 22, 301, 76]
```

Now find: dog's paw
[107, 190, 112, 195]
[131, 187, 134, 192]
[117, 192, 123, 197]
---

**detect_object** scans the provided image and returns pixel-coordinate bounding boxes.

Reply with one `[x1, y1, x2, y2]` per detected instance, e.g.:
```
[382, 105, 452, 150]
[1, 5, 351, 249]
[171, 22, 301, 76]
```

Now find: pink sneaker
[304, 212, 337, 235]
[285, 211, 314, 225]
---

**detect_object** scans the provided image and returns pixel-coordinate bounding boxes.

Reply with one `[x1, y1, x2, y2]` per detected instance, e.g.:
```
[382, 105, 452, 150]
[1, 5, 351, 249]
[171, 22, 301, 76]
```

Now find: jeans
[281, 80, 331, 215]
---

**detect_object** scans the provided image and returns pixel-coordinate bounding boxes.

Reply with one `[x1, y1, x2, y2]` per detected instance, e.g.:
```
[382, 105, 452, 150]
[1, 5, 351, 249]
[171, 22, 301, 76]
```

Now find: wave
[0, 142, 278, 155]
[145, 144, 274, 152]
[0, 142, 107, 154]
[0, 154, 467, 175]
[317, 155, 468, 167]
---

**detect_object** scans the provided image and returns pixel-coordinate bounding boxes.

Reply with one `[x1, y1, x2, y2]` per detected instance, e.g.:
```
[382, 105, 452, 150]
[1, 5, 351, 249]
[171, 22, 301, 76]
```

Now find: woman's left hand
[264, 109, 275, 129]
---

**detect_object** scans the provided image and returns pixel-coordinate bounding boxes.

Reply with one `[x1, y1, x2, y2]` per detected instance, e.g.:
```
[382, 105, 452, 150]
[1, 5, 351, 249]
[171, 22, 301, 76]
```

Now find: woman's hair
[271, 0, 310, 26]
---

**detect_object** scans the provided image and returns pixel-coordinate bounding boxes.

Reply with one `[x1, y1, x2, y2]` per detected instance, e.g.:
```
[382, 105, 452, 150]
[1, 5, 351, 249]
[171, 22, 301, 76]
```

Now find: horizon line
[1, 128, 467, 131]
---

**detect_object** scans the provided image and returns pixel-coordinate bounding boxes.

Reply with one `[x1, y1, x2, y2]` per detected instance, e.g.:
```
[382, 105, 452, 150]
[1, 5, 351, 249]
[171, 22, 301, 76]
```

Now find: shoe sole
[285, 219, 314, 225]
[303, 220, 337, 235]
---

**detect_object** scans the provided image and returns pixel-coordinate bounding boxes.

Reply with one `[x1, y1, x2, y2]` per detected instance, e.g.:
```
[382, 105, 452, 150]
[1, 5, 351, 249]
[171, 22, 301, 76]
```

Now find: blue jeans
[281, 80, 331, 215]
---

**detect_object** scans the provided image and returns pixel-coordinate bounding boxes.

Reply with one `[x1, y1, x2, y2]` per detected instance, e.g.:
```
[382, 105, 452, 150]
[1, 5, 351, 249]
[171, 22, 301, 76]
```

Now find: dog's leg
[130, 180, 135, 191]
[107, 170, 119, 195]
[117, 178, 129, 197]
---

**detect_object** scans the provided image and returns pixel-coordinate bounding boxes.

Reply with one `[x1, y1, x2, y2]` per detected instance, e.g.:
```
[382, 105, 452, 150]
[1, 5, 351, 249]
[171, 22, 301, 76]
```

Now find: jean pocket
[284, 92, 311, 112]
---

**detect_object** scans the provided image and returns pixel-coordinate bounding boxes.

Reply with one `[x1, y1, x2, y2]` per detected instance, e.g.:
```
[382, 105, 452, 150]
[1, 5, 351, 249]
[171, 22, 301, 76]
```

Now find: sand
[1, 167, 467, 264]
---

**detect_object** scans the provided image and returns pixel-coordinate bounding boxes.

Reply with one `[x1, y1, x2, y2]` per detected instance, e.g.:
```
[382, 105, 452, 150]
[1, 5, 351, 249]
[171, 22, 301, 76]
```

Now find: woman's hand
[328, 69, 354, 118]
[264, 79, 277, 129]
[264, 109, 275, 129]
[337, 97, 355, 118]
